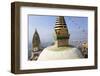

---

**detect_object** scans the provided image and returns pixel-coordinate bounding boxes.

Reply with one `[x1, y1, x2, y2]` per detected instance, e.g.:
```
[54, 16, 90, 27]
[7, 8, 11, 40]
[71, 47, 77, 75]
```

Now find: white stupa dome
[38, 42, 84, 61]
[38, 16, 84, 61]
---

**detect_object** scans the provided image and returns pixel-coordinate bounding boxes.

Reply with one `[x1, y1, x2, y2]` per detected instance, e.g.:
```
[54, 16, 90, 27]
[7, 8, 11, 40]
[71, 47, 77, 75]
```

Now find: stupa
[38, 16, 83, 61]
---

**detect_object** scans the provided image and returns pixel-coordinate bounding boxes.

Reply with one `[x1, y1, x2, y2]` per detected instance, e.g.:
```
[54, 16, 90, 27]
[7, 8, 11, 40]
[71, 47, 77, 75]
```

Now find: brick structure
[55, 16, 70, 47]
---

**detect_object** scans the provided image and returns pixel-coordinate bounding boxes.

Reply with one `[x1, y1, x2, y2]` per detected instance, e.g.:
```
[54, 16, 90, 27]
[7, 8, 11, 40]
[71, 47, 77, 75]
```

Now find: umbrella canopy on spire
[55, 16, 66, 25]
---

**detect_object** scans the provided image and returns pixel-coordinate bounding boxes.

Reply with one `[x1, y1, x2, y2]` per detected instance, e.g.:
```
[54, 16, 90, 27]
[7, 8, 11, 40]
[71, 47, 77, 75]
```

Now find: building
[55, 16, 70, 47]
[30, 29, 42, 60]
[81, 42, 88, 58]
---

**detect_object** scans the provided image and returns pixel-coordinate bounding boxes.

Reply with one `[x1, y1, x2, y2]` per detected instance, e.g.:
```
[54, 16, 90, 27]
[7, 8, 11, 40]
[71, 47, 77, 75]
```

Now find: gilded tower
[30, 29, 41, 60]
[55, 16, 70, 47]
[32, 29, 41, 51]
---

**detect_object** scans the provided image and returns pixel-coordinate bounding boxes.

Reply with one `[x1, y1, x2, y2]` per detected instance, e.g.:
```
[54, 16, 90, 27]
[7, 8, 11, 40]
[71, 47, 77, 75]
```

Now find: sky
[28, 15, 88, 48]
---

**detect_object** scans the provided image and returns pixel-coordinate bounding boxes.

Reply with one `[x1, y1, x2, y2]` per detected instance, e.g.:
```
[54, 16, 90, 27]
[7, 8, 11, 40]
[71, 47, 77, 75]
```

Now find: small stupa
[38, 16, 83, 61]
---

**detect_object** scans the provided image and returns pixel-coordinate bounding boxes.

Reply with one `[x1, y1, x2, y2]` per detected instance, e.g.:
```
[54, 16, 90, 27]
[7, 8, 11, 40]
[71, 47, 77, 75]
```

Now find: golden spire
[55, 16, 70, 47]
[55, 16, 66, 25]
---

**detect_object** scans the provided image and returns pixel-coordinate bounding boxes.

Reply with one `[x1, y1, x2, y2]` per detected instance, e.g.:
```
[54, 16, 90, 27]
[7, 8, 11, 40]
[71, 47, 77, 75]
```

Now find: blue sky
[28, 15, 88, 48]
